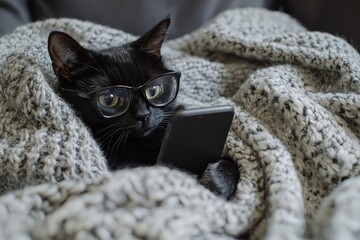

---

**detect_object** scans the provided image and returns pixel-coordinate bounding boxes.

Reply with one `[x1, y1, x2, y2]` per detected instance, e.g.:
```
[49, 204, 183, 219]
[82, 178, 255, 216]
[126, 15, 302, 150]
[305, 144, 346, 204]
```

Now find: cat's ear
[48, 31, 87, 80]
[131, 17, 170, 57]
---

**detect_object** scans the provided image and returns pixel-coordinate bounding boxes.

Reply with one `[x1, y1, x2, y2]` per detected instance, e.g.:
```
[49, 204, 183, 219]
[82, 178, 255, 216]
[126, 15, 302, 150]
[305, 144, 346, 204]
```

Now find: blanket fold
[0, 8, 360, 240]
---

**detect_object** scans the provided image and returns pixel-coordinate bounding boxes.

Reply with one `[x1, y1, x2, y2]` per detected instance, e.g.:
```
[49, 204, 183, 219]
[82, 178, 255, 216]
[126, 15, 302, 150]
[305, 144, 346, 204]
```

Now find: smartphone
[157, 105, 234, 177]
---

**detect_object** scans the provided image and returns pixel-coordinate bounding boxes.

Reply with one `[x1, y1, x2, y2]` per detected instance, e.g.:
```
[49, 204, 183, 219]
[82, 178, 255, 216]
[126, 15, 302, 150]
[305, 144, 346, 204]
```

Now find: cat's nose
[134, 107, 150, 120]
[131, 95, 150, 120]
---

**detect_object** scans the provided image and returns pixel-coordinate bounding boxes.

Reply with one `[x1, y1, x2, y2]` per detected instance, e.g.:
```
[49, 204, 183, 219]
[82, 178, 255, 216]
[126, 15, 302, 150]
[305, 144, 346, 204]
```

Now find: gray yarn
[0, 8, 360, 240]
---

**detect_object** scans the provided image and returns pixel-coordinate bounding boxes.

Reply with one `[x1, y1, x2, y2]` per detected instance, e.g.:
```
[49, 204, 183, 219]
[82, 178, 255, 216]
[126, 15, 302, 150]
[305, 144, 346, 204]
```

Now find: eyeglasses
[59, 71, 181, 118]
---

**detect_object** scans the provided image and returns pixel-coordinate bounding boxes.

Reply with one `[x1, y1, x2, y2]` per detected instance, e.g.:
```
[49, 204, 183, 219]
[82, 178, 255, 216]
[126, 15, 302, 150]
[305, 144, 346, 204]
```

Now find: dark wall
[284, 0, 360, 51]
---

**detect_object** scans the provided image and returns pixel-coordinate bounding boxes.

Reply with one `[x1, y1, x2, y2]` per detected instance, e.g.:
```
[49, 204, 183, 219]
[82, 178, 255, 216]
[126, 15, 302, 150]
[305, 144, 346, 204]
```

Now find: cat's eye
[143, 74, 179, 106]
[95, 88, 130, 118]
[145, 85, 163, 100]
[98, 94, 120, 107]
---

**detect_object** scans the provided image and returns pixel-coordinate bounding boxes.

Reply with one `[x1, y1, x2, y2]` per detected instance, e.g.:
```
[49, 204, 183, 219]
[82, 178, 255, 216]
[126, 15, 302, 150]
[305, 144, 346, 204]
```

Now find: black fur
[48, 18, 239, 199]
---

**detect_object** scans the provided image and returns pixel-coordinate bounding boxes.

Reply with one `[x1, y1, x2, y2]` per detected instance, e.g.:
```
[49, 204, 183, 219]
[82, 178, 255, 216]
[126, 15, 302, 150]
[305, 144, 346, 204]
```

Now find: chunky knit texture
[1, 8, 360, 240]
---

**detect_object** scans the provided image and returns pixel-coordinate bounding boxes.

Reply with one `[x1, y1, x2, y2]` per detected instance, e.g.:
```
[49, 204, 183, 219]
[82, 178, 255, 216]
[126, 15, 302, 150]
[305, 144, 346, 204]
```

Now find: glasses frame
[59, 71, 181, 118]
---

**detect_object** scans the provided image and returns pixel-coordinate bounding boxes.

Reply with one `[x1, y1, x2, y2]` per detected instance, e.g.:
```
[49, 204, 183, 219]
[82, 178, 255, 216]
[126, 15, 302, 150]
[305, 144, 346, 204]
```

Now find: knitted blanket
[1, 8, 360, 240]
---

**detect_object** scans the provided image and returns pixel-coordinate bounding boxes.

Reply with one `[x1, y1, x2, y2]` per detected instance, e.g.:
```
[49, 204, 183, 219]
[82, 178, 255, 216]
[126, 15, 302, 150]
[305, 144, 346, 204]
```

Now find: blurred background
[0, 0, 359, 51]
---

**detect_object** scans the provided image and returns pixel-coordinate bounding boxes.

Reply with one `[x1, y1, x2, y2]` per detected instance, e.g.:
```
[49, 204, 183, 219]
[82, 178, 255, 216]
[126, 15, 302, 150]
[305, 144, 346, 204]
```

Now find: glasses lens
[96, 87, 131, 118]
[144, 74, 178, 106]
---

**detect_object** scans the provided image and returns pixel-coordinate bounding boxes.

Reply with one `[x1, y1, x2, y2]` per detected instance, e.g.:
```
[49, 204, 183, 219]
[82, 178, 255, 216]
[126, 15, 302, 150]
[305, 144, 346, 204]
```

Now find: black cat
[48, 18, 239, 199]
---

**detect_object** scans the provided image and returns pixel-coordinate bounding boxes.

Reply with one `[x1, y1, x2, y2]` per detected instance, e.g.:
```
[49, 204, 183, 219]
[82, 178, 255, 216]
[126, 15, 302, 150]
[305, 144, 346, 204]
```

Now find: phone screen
[157, 105, 234, 176]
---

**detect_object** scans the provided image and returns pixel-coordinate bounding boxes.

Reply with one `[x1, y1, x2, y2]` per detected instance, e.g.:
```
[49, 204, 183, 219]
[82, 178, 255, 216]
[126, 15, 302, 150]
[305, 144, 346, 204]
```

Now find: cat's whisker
[94, 124, 124, 155]
[110, 129, 130, 160]
[162, 112, 173, 117]
[112, 131, 128, 154]
[94, 123, 125, 136]
[116, 129, 130, 155]
[105, 131, 117, 153]
[160, 120, 170, 126]
[157, 125, 167, 131]
[122, 129, 131, 149]
[102, 125, 126, 151]
[93, 127, 113, 137]
[156, 119, 170, 132]
[97, 126, 119, 141]
[108, 132, 122, 161]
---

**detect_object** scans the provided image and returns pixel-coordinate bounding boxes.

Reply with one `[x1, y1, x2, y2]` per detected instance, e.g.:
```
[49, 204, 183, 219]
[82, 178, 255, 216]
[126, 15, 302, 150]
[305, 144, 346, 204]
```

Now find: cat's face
[48, 18, 180, 139]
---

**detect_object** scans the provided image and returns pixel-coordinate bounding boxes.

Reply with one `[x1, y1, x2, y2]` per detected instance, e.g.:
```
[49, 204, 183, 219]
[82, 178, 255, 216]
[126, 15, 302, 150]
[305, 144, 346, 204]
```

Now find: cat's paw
[200, 158, 239, 199]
